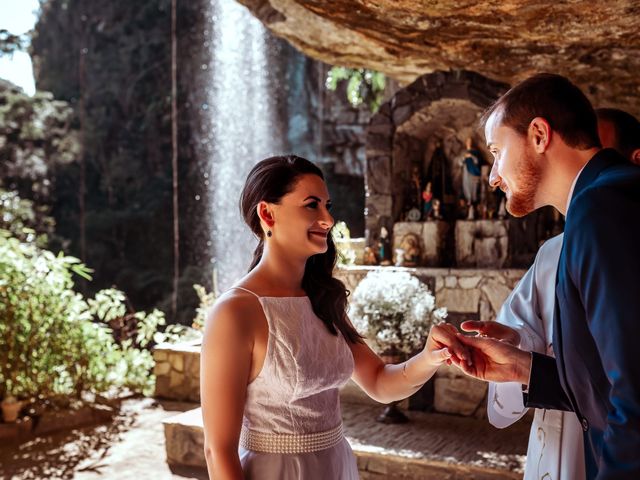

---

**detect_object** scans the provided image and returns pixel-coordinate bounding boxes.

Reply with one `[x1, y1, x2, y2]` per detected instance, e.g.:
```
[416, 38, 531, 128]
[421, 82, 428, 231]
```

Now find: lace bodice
[236, 290, 355, 435]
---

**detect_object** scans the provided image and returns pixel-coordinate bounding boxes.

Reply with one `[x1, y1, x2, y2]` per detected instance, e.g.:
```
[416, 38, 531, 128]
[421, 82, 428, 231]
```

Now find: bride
[200, 155, 470, 479]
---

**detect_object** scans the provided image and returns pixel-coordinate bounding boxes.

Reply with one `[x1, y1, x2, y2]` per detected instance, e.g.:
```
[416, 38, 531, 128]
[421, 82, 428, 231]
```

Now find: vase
[1, 398, 23, 423]
[377, 351, 409, 424]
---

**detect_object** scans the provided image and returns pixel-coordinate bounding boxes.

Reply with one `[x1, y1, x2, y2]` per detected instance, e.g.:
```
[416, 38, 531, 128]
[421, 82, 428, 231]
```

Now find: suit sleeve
[525, 352, 573, 411]
[569, 188, 640, 479]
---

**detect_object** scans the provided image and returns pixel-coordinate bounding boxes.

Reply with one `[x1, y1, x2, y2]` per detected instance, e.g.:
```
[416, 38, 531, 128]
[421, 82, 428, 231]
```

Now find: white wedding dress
[232, 287, 359, 479]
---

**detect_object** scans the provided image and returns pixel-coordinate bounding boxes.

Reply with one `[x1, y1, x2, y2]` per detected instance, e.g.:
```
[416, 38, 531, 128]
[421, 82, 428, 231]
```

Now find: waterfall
[202, 0, 289, 290]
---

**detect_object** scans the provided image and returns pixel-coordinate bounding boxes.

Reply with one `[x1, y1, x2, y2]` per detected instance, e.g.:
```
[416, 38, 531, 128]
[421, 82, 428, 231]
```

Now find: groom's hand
[460, 320, 520, 346]
[424, 323, 472, 367]
[451, 334, 532, 385]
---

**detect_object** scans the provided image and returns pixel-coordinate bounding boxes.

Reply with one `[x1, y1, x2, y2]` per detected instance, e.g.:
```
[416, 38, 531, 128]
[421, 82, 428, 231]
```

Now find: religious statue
[422, 182, 434, 220]
[394, 248, 405, 267]
[363, 246, 378, 265]
[409, 164, 422, 208]
[376, 226, 393, 266]
[432, 199, 442, 220]
[467, 202, 475, 220]
[457, 197, 469, 219]
[405, 164, 423, 221]
[424, 141, 454, 207]
[459, 137, 482, 206]
[399, 233, 422, 267]
[477, 203, 488, 220]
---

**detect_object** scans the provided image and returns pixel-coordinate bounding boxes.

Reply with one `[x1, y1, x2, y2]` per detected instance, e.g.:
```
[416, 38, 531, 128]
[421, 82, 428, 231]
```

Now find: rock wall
[237, 0, 640, 120]
[154, 342, 201, 403]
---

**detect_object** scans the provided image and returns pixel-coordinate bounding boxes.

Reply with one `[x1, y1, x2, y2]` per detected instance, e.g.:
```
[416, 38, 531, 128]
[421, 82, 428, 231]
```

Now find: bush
[0, 230, 165, 401]
[0, 187, 55, 247]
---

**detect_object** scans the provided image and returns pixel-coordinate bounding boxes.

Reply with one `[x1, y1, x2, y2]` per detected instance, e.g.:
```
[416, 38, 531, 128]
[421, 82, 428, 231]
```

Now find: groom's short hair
[482, 73, 601, 150]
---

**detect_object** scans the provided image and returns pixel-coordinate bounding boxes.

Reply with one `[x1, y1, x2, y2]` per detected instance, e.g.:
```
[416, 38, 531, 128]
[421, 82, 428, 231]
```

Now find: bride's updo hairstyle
[240, 155, 363, 344]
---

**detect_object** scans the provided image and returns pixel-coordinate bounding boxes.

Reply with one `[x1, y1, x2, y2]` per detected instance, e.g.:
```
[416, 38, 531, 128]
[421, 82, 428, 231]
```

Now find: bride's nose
[319, 208, 334, 229]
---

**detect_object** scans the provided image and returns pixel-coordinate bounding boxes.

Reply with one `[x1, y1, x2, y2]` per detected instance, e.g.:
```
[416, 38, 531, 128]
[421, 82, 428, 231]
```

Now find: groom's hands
[460, 320, 521, 347]
[452, 334, 532, 385]
[427, 321, 533, 385]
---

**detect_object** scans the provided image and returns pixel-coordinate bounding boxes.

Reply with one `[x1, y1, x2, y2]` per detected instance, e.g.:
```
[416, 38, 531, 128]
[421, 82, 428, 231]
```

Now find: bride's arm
[348, 323, 470, 404]
[200, 296, 253, 480]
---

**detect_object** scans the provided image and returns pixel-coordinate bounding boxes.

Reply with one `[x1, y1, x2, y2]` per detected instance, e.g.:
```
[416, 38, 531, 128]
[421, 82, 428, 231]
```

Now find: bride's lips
[309, 230, 329, 239]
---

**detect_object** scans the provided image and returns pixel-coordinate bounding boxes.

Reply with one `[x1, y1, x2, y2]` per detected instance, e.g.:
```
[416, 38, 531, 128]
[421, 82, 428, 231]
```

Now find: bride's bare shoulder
[202, 288, 263, 336]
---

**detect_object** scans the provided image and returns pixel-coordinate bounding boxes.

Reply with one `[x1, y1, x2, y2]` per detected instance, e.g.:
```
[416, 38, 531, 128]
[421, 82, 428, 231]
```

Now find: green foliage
[191, 281, 219, 330]
[0, 231, 176, 401]
[0, 79, 79, 204]
[326, 67, 386, 112]
[0, 188, 55, 247]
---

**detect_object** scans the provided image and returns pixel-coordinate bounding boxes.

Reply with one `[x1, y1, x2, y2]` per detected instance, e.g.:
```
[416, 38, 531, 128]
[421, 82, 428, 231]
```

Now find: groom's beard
[505, 147, 543, 218]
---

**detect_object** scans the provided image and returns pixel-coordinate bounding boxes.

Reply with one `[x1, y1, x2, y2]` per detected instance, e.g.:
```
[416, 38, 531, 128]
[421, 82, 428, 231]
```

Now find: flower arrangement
[349, 270, 447, 355]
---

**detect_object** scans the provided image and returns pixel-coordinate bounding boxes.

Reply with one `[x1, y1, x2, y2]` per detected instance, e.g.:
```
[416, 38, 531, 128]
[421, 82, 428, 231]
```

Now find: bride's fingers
[430, 347, 452, 364]
[440, 323, 459, 335]
[432, 326, 472, 364]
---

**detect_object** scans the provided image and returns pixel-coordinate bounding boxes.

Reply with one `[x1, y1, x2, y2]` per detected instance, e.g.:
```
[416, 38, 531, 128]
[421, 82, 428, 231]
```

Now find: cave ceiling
[237, 0, 640, 117]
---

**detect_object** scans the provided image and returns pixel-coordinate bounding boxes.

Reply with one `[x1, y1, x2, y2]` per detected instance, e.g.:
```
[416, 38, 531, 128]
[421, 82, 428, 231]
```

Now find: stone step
[163, 402, 529, 479]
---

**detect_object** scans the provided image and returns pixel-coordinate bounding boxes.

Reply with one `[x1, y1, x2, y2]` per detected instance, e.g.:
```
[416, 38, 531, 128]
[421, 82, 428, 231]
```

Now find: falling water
[205, 0, 313, 290]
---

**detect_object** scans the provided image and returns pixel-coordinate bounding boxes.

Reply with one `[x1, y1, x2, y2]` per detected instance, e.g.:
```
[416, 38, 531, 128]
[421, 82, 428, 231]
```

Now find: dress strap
[229, 286, 260, 298]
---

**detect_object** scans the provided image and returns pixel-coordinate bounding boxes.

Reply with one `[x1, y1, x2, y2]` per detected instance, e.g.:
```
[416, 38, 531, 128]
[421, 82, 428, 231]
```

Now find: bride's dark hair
[240, 155, 363, 344]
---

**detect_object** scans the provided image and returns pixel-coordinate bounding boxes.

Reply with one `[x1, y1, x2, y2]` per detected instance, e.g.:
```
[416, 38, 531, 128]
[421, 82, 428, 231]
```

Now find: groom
[448, 73, 640, 479]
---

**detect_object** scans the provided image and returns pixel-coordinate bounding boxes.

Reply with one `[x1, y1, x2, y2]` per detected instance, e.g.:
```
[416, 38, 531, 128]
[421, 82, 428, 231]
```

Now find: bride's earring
[267, 230, 272, 237]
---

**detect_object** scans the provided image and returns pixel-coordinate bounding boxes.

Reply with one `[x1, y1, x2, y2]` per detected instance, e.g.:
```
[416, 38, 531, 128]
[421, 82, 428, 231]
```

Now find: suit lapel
[552, 148, 623, 413]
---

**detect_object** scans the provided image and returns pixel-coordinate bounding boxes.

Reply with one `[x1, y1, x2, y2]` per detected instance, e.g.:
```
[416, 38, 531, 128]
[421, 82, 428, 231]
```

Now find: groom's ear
[529, 117, 552, 153]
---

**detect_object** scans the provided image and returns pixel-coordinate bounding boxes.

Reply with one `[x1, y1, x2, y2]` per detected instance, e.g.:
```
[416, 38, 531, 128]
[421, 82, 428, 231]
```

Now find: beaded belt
[239, 423, 344, 454]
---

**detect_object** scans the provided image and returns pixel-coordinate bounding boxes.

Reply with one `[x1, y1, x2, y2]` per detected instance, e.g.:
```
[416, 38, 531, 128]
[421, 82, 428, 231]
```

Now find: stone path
[0, 398, 207, 480]
[0, 397, 530, 479]
[343, 403, 528, 479]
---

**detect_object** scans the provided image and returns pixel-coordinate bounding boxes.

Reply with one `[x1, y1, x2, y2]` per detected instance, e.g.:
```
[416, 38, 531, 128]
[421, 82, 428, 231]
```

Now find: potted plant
[1, 395, 23, 423]
[350, 270, 446, 423]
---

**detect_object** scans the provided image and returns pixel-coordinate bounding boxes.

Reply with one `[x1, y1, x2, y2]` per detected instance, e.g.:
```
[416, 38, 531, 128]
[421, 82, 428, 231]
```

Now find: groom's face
[485, 110, 543, 217]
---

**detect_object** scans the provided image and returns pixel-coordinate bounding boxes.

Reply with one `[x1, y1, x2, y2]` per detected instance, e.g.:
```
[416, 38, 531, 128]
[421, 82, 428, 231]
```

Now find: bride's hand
[423, 323, 472, 367]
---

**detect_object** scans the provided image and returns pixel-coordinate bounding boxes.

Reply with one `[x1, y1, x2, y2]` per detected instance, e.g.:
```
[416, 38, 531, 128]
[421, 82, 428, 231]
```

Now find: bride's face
[268, 174, 334, 257]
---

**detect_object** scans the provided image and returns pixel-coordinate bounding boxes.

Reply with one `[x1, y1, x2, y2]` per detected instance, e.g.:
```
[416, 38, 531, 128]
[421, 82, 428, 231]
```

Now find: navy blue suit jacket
[525, 149, 640, 479]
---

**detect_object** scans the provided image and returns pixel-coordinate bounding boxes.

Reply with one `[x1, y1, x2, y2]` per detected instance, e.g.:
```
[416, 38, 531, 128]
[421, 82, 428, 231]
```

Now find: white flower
[350, 270, 446, 354]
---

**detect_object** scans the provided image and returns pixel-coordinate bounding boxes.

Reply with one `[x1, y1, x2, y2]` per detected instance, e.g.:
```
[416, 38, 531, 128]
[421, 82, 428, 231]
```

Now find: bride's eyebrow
[303, 195, 331, 203]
